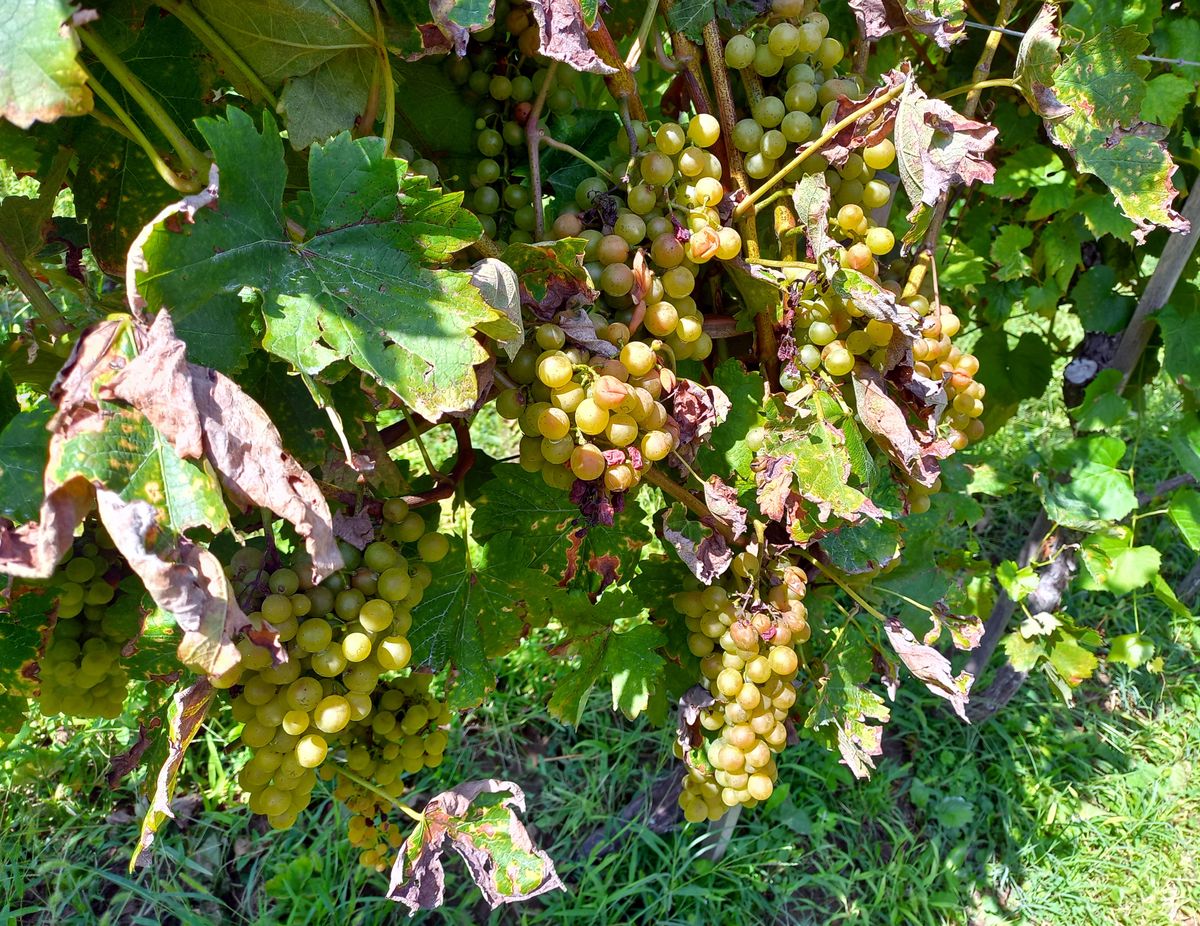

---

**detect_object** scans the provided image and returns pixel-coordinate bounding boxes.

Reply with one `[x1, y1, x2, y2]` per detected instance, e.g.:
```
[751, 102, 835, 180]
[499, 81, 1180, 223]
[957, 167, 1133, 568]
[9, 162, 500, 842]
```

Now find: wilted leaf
[389, 779, 564, 912]
[883, 618, 973, 720]
[894, 77, 998, 246]
[820, 67, 907, 168]
[527, 0, 616, 74]
[662, 503, 732, 583]
[852, 363, 949, 487]
[500, 239, 597, 320]
[847, 0, 965, 48]
[469, 258, 524, 361]
[1014, 3, 1073, 121]
[131, 678, 215, 868]
[804, 642, 890, 779]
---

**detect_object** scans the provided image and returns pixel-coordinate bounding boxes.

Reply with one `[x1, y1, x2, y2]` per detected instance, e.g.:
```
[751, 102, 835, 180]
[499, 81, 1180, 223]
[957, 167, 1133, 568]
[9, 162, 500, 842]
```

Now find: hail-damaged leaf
[101, 312, 342, 581]
[803, 640, 890, 779]
[852, 362, 952, 487]
[703, 476, 748, 539]
[130, 111, 501, 419]
[820, 66, 907, 168]
[882, 618, 972, 720]
[500, 239, 597, 321]
[130, 678, 214, 869]
[0, 0, 93, 128]
[847, 0, 965, 49]
[546, 587, 664, 723]
[526, 0, 615, 74]
[894, 77, 998, 247]
[388, 779, 565, 913]
[468, 258, 524, 361]
[1024, 11, 1190, 242]
[793, 174, 919, 338]
[409, 533, 556, 709]
[663, 503, 733, 583]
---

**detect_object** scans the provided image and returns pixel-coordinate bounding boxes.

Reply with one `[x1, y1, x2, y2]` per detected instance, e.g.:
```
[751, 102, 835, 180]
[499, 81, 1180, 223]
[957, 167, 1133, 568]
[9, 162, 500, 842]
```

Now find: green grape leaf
[990, 146, 1061, 199]
[131, 679, 215, 869]
[470, 464, 654, 590]
[1141, 73, 1195, 126]
[666, 0, 764, 43]
[803, 638, 890, 779]
[1070, 266, 1135, 334]
[1159, 296, 1200, 402]
[1040, 215, 1086, 291]
[546, 587, 664, 724]
[0, 399, 52, 523]
[0, 0, 92, 128]
[192, 0, 380, 146]
[131, 110, 501, 419]
[1020, 8, 1190, 242]
[1171, 414, 1200, 482]
[1078, 528, 1161, 594]
[1070, 192, 1138, 243]
[1168, 488, 1200, 551]
[1037, 435, 1136, 530]
[391, 58, 480, 180]
[938, 242, 987, 288]
[541, 111, 620, 207]
[1107, 632, 1156, 670]
[0, 588, 52, 726]
[695, 359, 764, 481]
[972, 329, 1054, 430]
[818, 518, 901, 575]
[499, 239, 597, 320]
[997, 560, 1040, 602]
[388, 779, 564, 913]
[1047, 631, 1099, 686]
[1072, 380, 1131, 433]
[410, 533, 557, 710]
[990, 225, 1034, 281]
[1002, 630, 1047, 673]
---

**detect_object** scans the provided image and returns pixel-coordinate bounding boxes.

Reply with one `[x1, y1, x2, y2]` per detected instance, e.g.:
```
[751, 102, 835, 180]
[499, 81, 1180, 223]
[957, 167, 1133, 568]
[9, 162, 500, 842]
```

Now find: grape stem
[78, 62, 203, 194]
[643, 467, 735, 543]
[526, 61, 559, 240]
[733, 82, 906, 221]
[793, 549, 889, 624]
[624, 0, 661, 70]
[0, 232, 70, 337]
[77, 27, 211, 185]
[587, 17, 648, 121]
[538, 136, 615, 183]
[154, 0, 279, 107]
[937, 77, 1018, 100]
[400, 404, 444, 481]
[334, 764, 425, 824]
[368, 0, 395, 151]
[405, 419, 475, 509]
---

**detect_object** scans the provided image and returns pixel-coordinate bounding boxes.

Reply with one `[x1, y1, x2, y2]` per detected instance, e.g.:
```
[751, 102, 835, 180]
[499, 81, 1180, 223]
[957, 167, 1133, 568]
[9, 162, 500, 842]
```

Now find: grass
[3, 370, 1198, 926]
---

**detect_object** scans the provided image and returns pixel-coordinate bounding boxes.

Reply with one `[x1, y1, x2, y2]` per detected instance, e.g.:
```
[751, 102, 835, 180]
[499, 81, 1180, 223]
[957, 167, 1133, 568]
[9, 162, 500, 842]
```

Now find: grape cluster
[37, 533, 138, 719]
[328, 675, 451, 871]
[218, 497, 451, 832]
[497, 330, 680, 493]
[444, 0, 577, 245]
[674, 555, 810, 822]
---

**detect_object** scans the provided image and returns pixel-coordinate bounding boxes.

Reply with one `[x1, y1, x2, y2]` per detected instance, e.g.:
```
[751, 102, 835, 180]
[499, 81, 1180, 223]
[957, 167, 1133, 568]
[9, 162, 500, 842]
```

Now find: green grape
[655, 122, 686, 155]
[724, 34, 756, 69]
[751, 96, 785, 129]
[476, 129, 504, 157]
[732, 118, 764, 153]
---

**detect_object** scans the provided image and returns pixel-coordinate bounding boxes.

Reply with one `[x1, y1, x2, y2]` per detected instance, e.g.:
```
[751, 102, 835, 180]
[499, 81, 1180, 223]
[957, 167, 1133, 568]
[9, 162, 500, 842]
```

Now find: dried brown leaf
[882, 618, 974, 720]
[527, 0, 617, 75]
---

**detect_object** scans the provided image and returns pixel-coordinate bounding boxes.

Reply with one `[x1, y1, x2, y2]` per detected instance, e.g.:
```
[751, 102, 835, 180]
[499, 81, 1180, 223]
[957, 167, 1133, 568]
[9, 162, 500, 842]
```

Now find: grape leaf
[882, 618, 972, 720]
[470, 464, 654, 589]
[1107, 632, 1156, 669]
[527, 0, 616, 74]
[972, 329, 1053, 430]
[388, 779, 564, 913]
[1078, 531, 1161, 594]
[546, 587, 664, 724]
[1036, 435, 1136, 530]
[1071, 266, 1135, 334]
[662, 503, 732, 583]
[1018, 7, 1190, 242]
[410, 533, 557, 709]
[1159, 297, 1200, 402]
[131, 678, 215, 868]
[803, 638, 890, 779]
[1072, 369, 1131, 431]
[997, 560, 1040, 601]
[0, 0, 92, 128]
[1141, 73, 1195, 126]
[849, 0, 965, 48]
[500, 239, 597, 320]
[0, 399, 52, 523]
[894, 77, 998, 247]
[130, 110, 503, 419]
[278, 48, 376, 150]
[990, 226, 1034, 281]
[817, 518, 901, 575]
[666, 0, 767, 43]
[694, 359, 763, 481]
[1168, 489, 1200, 552]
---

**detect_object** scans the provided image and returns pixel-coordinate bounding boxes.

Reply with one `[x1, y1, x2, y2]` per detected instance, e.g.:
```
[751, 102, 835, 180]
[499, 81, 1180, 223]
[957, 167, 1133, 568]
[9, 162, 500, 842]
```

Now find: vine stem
[643, 467, 735, 542]
[733, 82, 905, 221]
[400, 404, 443, 480]
[154, 0, 278, 107]
[334, 764, 424, 823]
[587, 18, 647, 121]
[369, 0, 395, 150]
[659, 0, 712, 114]
[0, 233, 70, 337]
[78, 62, 201, 193]
[700, 20, 751, 199]
[527, 61, 558, 240]
[624, 0, 661, 70]
[793, 549, 889, 623]
[77, 27, 211, 182]
[937, 77, 1018, 101]
[539, 136, 614, 183]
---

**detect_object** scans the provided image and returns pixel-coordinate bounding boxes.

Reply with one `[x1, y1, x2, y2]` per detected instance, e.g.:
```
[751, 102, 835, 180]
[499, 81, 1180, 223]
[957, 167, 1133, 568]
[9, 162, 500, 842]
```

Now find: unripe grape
[724, 34, 756, 69]
[753, 45, 783, 77]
